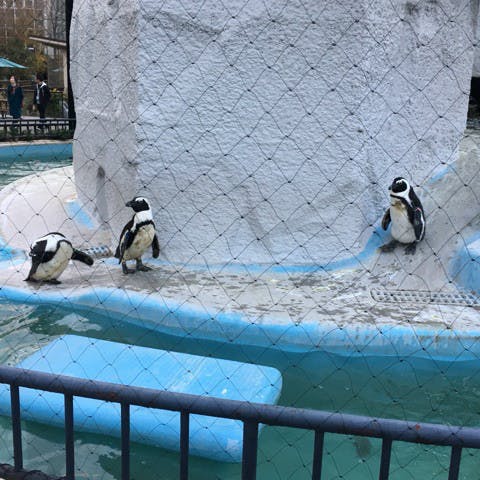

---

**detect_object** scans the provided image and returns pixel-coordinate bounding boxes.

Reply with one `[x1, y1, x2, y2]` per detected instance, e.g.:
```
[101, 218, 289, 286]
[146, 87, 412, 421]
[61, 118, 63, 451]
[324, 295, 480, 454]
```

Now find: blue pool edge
[0, 284, 479, 363]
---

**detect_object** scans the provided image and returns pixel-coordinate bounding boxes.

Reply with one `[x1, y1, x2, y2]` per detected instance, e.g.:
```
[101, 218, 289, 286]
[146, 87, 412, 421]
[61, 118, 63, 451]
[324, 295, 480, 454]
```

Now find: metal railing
[0, 365, 478, 480]
[0, 117, 74, 139]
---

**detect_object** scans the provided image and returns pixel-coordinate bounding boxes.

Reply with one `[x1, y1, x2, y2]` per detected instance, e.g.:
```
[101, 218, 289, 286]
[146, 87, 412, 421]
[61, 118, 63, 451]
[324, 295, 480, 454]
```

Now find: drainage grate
[371, 289, 480, 306]
[83, 245, 112, 258]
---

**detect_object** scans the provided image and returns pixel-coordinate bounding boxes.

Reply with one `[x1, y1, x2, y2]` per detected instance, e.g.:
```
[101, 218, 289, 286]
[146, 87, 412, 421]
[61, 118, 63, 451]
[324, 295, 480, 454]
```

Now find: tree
[0, 37, 46, 82]
[47, 0, 66, 41]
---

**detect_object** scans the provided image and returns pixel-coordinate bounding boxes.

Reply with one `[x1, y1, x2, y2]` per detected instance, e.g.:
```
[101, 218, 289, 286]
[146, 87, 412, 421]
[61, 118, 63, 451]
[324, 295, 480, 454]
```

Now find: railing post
[448, 446, 462, 480]
[378, 438, 392, 480]
[312, 430, 324, 480]
[10, 384, 23, 471]
[121, 403, 130, 480]
[180, 411, 189, 480]
[242, 421, 259, 480]
[65, 394, 75, 480]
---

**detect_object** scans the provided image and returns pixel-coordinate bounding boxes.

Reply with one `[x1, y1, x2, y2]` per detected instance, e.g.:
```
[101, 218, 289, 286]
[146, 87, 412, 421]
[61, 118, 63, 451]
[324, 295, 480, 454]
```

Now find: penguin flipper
[381, 209, 391, 230]
[26, 239, 51, 281]
[413, 207, 425, 241]
[115, 219, 134, 260]
[72, 249, 94, 266]
[152, 234, 160, 258]
[25, 259, 42, 281]
[118, 230, 134, 264]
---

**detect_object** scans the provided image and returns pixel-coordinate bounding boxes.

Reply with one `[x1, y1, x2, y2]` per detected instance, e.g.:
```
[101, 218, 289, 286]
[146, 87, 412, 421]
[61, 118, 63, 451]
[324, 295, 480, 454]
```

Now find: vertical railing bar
[10, 384, 23, 471]
[448, 446, 462, 480]
[378, 438, 392, 480]
[311, 430, 324, 480]
[241, 421, 259, 480]
[180, 411, 190, 480]
[64, 394, 75, 480]
[121, 403, 130, 480]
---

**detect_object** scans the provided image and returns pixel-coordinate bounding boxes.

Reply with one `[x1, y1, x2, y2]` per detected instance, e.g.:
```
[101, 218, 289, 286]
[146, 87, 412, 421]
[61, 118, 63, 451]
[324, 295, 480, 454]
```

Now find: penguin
[114, 197, 160, 274]
[380, 177, 426, 255]
[26, 232, 94, 284]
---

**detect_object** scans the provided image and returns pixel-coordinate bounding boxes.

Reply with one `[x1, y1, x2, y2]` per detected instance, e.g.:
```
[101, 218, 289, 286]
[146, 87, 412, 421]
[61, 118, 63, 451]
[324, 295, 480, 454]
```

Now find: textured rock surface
[71, 0, 478, 265]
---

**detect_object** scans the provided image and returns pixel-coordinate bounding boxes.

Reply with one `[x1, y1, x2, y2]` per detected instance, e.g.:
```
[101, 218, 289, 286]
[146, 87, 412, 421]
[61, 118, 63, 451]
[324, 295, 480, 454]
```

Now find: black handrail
[0, 118, 73, 126]
[0, 118, 75, 139]
[0, 365, 478, 479]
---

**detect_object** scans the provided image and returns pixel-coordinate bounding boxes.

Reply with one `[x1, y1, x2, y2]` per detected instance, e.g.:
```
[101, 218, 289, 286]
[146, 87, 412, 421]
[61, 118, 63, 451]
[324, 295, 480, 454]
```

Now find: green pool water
[0, 148, 478, 479]
[0, 145, 72, 188]
[0, 302, 478, 480]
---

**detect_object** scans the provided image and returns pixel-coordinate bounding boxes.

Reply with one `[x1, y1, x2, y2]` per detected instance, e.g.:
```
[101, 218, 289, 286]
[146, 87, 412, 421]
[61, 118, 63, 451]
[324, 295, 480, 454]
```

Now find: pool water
[0, 147, 72, 188]
[0, 302, 478, 480]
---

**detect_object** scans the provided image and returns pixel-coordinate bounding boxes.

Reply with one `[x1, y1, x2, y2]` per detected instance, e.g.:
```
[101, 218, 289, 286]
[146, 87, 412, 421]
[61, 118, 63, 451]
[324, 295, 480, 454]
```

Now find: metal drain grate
[83, 245, 112, 258]
[371, 289, 480, 306]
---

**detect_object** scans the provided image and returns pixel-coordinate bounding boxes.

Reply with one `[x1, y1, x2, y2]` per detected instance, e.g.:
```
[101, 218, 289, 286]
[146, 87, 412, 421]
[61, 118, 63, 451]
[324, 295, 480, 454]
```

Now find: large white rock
[70, 0, 478, 266]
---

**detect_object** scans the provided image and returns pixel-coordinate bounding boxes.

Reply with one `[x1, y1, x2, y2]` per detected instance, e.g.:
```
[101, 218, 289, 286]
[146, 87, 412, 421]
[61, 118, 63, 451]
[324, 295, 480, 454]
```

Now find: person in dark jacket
[32, 73, 50, 128]
[6, 75, 24, 119]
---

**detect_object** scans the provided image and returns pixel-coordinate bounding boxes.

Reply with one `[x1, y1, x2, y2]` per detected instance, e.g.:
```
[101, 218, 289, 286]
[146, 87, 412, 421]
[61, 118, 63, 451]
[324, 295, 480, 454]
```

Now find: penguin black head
[125, 197, 151, 212]
[389, 177, 411, 197]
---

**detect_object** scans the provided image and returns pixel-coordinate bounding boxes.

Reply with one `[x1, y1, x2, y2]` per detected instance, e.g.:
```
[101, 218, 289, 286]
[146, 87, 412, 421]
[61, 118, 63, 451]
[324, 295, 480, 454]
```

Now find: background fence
[0, 0, 480, 479]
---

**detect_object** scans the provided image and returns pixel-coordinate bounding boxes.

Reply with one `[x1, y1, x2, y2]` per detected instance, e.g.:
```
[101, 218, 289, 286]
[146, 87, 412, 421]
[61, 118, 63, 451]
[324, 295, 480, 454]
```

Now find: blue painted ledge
[0, 239, 22, 262]
[0, 285, 479, 364]
[65, 199, 95, 229]
[101, 226, 391, 276]
[451, 233, 480, 295]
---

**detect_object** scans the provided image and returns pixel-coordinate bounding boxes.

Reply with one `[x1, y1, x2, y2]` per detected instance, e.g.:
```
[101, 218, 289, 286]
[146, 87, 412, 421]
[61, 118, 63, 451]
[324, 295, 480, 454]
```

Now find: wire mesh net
[0, 0, 480, 479]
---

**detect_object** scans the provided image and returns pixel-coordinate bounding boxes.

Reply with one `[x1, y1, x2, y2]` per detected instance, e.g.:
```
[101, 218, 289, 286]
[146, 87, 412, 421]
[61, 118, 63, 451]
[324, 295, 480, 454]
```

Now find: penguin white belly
[32, 242, 73, 281]
[390, 205, 416, 244]
[123, 225, 155, 261]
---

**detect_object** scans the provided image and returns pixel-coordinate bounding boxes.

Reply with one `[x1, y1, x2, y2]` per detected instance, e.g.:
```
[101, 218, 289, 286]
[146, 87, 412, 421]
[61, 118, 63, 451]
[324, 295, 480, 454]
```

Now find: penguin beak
[125, 200, 133, 208]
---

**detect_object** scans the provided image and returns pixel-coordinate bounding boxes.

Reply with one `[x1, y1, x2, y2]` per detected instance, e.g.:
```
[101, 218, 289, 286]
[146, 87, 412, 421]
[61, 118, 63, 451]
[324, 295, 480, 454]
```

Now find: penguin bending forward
[26, 232, 94, 284]
[380, 177, 426, 255]
[114, 197, 160, 274]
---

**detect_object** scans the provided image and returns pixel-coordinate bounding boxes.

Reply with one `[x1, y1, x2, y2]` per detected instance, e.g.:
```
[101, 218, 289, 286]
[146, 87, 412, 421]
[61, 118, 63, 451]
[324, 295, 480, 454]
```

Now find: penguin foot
[136, 264, 152, 272]
[122, 263, 136, 274]
[404, 243, 417, 255]
[46, 279, 61, 285]
[136, 260, 151, 272]
[379, 240, 398, 253]
[24, 277, 38, 283]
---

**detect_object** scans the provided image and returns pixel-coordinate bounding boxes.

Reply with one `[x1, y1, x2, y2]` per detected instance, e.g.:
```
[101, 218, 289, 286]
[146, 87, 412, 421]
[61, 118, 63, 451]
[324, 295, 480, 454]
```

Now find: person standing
[32, 73, 50, 129]
[6, 75, 24, 119]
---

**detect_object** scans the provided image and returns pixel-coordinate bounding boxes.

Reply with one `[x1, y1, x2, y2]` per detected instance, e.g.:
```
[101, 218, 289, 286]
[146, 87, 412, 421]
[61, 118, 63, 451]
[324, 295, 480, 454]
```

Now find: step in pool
[0, 335, 283, 462]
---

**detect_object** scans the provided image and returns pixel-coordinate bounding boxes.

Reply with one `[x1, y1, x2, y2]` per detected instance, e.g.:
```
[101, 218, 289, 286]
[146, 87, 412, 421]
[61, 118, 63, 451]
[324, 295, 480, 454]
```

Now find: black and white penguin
[380, 177, 426, 255]
[26, 232, 94, 284]
[114, 197, 160, 274]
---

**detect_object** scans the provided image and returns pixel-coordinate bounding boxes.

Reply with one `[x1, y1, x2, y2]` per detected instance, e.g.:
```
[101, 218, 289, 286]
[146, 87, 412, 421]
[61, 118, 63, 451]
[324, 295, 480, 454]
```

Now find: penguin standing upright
[380, 177, 426, 255]
[26, 232, 94, 284]
[115, 197, 160, 274]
